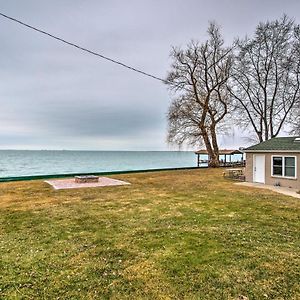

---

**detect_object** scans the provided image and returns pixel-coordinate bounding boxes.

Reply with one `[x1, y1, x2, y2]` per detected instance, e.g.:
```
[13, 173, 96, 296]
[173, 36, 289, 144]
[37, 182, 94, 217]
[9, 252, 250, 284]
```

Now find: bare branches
[229, 15, 300, 142]
[166, 15, 299, 164]
[166, 23, 232, 167]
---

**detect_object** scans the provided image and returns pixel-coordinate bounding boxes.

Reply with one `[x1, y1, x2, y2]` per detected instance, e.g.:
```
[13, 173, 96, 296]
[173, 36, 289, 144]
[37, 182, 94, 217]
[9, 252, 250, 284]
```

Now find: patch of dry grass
[0, 169, 299, 299]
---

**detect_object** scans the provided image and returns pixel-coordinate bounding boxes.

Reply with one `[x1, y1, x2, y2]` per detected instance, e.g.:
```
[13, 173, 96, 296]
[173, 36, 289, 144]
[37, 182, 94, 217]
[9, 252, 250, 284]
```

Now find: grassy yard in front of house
[0, 169, 299, 299]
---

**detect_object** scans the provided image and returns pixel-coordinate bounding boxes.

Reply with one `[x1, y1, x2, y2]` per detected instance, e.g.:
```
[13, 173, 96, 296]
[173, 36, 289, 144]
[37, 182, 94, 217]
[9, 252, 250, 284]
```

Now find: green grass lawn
[0, 169, 299, 299]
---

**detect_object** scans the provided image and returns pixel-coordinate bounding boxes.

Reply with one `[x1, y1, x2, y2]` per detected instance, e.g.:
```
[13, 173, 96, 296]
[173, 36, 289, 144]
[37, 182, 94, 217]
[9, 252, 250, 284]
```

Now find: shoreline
[0, 166, 205, 182]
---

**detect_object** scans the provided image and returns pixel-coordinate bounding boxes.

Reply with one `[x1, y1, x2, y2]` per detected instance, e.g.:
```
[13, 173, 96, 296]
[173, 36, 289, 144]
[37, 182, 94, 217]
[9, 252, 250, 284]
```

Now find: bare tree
[291, 103, 300, 134]
[166, 23, 232, 167]
[294, 115, 300, 134]
[292, 25, 300, 135]
[229, 15, 300, 142]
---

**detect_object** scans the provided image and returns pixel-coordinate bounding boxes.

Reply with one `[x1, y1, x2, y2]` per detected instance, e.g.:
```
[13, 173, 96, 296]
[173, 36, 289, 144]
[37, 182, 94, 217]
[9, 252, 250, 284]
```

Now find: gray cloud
[0, 0, 300, 150]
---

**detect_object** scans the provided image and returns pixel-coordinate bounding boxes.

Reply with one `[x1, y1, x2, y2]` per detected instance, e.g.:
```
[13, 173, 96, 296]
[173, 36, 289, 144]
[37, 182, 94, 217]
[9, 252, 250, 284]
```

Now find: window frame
[271, 155, 297, 179]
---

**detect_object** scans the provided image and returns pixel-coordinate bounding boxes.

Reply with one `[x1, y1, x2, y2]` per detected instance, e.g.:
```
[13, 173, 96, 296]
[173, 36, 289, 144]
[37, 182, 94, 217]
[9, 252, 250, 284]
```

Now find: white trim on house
[271, 155, 297, 180]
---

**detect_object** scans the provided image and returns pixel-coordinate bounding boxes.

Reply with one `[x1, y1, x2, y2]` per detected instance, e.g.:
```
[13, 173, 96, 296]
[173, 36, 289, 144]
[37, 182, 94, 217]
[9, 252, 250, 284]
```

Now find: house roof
[195, 149, 243, 155]
[244, 136, 300, 152]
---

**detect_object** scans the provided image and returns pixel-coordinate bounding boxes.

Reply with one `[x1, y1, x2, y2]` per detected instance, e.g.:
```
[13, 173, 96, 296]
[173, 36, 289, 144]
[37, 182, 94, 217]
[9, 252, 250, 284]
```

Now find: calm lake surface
[0, 150, 198, 178]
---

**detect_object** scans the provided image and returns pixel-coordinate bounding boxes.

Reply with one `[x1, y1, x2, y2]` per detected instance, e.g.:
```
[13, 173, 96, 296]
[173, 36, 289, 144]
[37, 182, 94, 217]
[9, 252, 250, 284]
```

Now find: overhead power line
[0, 12, 169, 84]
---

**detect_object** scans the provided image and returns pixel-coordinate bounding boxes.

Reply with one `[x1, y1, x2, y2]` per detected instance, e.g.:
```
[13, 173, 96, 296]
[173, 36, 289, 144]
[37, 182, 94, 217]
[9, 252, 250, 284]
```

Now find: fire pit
[75, 175, 99, 183]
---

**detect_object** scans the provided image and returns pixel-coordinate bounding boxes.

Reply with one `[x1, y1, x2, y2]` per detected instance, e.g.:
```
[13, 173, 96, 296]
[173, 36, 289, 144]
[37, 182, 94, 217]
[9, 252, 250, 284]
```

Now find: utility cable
[0, 11, 170, 84]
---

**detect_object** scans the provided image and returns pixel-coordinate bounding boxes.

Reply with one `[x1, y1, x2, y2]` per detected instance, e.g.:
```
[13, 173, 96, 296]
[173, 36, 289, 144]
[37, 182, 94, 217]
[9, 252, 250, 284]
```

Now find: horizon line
[0, 149, 194, 152]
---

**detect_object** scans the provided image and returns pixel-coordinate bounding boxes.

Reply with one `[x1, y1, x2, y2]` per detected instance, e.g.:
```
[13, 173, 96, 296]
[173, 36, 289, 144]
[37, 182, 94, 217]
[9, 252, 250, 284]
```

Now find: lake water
[0, 150, 198, 178]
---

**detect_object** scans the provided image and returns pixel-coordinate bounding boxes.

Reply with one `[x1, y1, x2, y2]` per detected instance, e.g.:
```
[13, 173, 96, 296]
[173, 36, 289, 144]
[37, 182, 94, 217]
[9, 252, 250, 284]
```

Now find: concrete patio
[236, 182, 300, 199]
[45, 177, 130, 190]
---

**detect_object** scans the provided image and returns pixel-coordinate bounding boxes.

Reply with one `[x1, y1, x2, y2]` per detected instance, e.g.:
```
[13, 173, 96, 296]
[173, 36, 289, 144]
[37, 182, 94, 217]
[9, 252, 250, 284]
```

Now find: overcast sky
[0, 0, 299, 150]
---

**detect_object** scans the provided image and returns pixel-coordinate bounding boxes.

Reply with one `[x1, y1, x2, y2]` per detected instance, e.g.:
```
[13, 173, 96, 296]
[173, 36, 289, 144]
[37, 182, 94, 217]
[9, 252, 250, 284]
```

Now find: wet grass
[0, 169, 299, 299]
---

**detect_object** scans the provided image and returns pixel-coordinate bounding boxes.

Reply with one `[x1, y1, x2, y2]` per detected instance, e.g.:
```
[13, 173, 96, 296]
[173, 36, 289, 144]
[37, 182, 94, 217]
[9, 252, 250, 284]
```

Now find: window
[272, 156, 296, 178]
[273, 157, 283, 176]
[285, 157, 296, 177]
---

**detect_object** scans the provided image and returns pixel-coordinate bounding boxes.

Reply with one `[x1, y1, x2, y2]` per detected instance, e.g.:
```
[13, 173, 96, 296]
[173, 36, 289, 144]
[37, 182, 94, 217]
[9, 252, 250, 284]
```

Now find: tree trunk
[200, 127, 220, 168]
[209, 123, 220, 167]
[208, 154, 220, 168]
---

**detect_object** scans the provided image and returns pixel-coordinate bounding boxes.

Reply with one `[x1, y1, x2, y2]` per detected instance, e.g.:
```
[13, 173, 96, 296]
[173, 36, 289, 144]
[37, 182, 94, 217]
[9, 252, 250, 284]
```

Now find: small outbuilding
[244, 136, 300, 189]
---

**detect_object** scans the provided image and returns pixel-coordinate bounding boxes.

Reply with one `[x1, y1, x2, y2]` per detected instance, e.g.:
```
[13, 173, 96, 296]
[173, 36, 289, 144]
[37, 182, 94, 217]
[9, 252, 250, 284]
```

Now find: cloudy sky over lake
[0, 0, 299, 150]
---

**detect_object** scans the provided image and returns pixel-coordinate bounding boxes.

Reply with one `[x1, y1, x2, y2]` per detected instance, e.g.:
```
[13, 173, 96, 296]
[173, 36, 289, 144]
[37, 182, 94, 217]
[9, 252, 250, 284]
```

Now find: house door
[253, 154, 265, 183]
